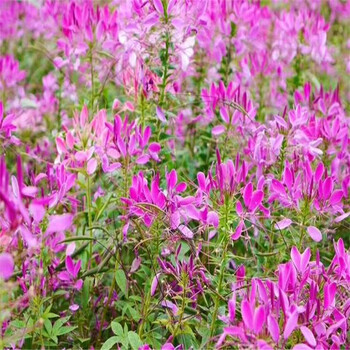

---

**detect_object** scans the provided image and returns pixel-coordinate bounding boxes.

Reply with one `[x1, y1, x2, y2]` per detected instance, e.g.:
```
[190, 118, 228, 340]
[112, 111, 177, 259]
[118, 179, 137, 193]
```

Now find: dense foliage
[0, 0, 349, 349]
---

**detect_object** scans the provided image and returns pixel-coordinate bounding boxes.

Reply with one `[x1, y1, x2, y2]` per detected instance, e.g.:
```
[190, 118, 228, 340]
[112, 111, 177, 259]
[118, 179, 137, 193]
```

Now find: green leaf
[122, 304, 129, 317]
[52, 316, 70, 334]
[128, 295, 142, 302]
[43, 340, 57, 347]
[53, 290, 67, 297]
[59, 236, 96, 244]
[56, 326, 77, 336]
[97, 50, 115, 59]
[44, 319, 52, 334]
[230, 22, 237, 37]
[111, 321, 123, 336]
[124, 323, 128, 335]
[82, 278, 92, 309]
[179, 333, 198, 349]
[128, 306, 141, 322]
[178, 324, 195, 336]
[11, 320, 26, 328]
[42, 330, 50, 338]
[51, 335, 58, 344]
[115, 269, 128, 297]
[43, 305, 52, 315]
[78, 337, 91, 343]
[101, 336, 121, 350]
[198, 325, 210, 348]
[120, 336, 129, 349]
[128, 331, 143, 350]
[254, 250, 279, 257]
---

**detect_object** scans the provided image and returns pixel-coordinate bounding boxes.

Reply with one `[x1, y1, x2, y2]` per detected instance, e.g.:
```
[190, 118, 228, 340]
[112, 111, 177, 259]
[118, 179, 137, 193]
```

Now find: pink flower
[0, 253, 14, 280]
[58, 256, 83, 291]
[291, 246, 311, 274]
[0, 55, 26, 89]
[46, 213, 74, 234]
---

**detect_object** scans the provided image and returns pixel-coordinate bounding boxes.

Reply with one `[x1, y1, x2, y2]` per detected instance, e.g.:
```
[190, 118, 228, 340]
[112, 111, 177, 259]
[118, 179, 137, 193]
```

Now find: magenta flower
[58, 256, 83, 291]
[0, 253, 14, 280]
[0, 1, 348, 349]
[0, 55, 26, 90]
[0, 102, 17, 143]
[218, 239, 350, 348]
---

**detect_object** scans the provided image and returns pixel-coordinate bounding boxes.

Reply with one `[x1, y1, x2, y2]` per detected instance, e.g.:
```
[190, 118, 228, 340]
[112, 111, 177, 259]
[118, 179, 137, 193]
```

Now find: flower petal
[47, 214, 74, 233]
[300, 326, 316, 347]
[0, 253, 14, 280]
[151, 273, 161, 296]
[275, 218, 292, 230]
[283, 310, 298, 339]
[87, 158, 97, 175]
[212, 125, 225, 136]
[241, 299, 254, 331]
[307, 226, 322, 242]
[267, 315, 280, 343]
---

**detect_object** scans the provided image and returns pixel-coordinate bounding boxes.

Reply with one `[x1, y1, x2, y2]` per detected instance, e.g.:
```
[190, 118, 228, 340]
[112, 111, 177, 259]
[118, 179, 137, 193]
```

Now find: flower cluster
[218, 240, 350, 349]
[0, 0, 349, 349]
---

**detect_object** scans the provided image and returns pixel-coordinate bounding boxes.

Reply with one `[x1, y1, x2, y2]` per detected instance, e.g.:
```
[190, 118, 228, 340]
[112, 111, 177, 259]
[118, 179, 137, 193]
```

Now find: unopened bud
[112, 98, 120, 110]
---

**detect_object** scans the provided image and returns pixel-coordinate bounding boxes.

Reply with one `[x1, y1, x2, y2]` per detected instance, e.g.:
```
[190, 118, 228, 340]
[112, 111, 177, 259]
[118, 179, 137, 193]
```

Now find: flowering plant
[0, 0, 349, 349]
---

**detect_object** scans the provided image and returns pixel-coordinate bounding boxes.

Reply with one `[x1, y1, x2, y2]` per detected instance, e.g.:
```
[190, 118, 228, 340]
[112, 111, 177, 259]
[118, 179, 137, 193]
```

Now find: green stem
[173, 274, 188, 338]
[140, 92, 145, 128]
[124, 157, 129, 198]
[89, 46, 95, 113]
[86, 175, 93, 260]
[159, 34, 169, 107]
[57, 74, 63, 128]
[299, 198, 309, 249]
[159, 0, 169, 108]
[138, 292, 150, 338]
[210, 198, 230, 338]
[223, 108, 233, 158]
[96, 258, 118, 347]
